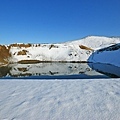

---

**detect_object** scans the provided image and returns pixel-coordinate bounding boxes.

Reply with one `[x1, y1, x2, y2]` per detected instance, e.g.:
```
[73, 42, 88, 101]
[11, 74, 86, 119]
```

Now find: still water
[0, 63, 120, 79]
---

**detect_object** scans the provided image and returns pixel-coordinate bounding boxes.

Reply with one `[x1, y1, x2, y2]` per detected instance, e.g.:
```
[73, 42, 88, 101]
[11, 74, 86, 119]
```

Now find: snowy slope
[66, 36, 120, 50]
[89, 43, 120, 67]
[9, 43, 93, 62]
[8, 36, 120, 63]
[0, 79, 120, 120]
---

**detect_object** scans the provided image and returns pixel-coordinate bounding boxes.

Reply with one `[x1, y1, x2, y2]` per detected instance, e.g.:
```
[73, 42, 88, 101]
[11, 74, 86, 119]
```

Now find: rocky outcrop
[79, 45, 93, 51]
[17, 50, 28, 55]
[0, 45, 11, 65]
[9, 43, 31, 48]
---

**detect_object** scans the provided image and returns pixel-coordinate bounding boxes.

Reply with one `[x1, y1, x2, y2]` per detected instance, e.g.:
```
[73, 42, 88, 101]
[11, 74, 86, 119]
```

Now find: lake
[0, 63, 120, 79]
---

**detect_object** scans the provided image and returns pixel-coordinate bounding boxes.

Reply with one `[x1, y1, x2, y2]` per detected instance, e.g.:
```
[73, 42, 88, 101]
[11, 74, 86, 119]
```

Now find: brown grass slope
[79, 45, 93, 51]
[9, 43, 31, 48]
[0, 45, 11, 64]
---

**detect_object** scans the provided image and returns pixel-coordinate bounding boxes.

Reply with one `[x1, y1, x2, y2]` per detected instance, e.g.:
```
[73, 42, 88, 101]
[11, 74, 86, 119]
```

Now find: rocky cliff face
[0, 44, 33, 65]
[0, 45, 11, 65]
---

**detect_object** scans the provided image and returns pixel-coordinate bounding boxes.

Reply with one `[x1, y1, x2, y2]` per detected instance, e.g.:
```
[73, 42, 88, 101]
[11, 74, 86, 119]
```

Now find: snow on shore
[0, 79, 120, 120]
[89, 43, 120, 67]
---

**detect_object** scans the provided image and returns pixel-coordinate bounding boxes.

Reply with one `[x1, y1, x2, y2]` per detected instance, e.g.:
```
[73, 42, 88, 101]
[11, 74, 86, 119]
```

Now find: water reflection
[0, 63, 111, 79]
[0, 66, 11, 77]
[88, 63, 120, 78]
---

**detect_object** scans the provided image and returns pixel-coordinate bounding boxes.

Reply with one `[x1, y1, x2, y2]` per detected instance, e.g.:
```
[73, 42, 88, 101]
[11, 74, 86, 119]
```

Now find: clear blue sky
[0, 0, 120, 44]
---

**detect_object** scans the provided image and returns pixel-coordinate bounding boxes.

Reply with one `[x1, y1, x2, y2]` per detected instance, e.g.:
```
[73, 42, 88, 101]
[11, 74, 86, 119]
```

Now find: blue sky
[0, 0, 120, 44]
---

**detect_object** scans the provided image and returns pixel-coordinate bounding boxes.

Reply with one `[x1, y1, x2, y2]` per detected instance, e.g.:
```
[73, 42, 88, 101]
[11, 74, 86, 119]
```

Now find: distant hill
[0, 36, 120, 67]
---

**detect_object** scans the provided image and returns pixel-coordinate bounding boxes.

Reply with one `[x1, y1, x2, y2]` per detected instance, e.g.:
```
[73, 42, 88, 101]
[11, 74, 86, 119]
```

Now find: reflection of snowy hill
[88, 63, 120, 77]
[0, 63, 107, 78]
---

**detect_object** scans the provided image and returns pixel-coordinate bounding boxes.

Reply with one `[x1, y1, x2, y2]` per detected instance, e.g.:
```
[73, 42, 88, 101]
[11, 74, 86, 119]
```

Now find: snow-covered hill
[66, 36, 120, 50]
[0, 36, 120, 65]
[8, 36, 120, 63]
[89, 43, 120, 67]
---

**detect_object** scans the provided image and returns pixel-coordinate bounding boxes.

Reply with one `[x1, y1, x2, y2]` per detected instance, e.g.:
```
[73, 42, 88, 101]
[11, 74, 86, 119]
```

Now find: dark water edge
[2, 74, 109, 79]
[88, 63, 120, 78]
[0, 63, 120, 79]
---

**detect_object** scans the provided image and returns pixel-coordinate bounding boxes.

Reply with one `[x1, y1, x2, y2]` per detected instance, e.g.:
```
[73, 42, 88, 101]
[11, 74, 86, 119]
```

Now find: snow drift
[89, 43, 120, 67]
